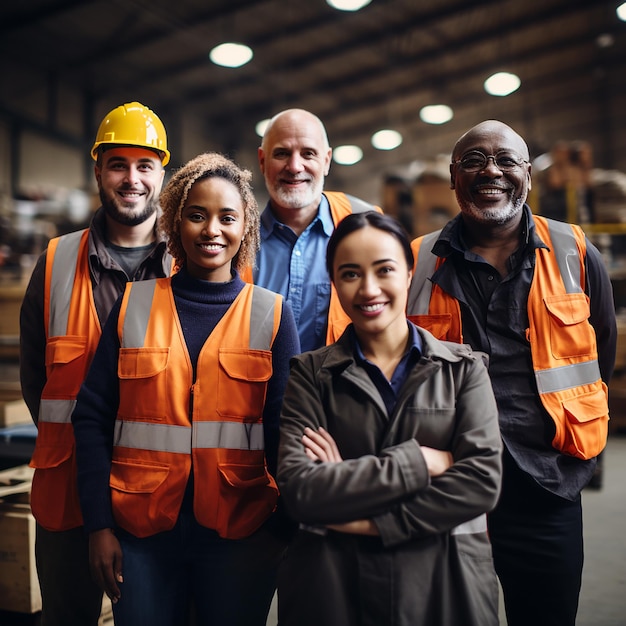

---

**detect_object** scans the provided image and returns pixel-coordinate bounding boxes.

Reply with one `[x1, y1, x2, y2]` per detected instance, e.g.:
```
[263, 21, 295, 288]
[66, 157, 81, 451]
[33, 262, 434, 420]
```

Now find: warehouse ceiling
[1, 0, 626, 197]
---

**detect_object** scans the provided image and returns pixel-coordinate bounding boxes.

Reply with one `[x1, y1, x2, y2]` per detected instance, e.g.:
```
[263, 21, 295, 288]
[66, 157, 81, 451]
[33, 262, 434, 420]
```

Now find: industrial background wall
[2, 1, 626, 203]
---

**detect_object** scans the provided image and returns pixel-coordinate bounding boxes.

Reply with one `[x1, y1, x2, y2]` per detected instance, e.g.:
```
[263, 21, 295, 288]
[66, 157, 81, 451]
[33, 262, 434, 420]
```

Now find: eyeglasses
[453, 150, 529, 173]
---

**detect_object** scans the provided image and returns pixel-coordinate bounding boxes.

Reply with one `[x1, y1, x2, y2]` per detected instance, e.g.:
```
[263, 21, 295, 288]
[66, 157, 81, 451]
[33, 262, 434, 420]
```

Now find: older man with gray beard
[245, 108, 382, 353]
[406, 120, 616, 626]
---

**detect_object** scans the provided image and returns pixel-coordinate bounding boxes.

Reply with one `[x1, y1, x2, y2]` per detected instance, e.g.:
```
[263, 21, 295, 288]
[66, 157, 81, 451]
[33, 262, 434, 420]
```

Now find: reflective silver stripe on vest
[39, 398, 76, 424]
[536, 221, 598, 392]
[535, 359, 602, 394]
[194, 421, 265, 450]
[114, 420, 265, 452]
[547, 220, 582, 294]
[41, 231, 84, 425]
[122, 280, 158, 348]
[451, 513, 487, 536]
[122, 282, 275, 351]
[406, 230, 440, 315]
[116, 284, 277, 454]
[408, 221, 582, 312]
[407, 221, 597, 393]
[249, 287, 277, 351]
[49, 230, 84, 336]
[114, 421, 191, 453]
[344, 193, 376, 214]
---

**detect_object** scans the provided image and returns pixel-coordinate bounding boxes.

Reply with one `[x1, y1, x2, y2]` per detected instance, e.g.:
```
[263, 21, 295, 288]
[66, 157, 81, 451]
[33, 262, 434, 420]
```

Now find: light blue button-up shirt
[254, 195, 335, 352]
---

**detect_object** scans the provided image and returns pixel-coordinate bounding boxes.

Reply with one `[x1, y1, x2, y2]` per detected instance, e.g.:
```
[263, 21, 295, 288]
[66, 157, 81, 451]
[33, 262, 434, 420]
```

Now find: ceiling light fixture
[327, 0, 372, 11]
[255, 119, 270, 137]
[484, 71, 521, 96]
[371, 129, 403, 150]
[596, 33, 615, 48]
[333, 145, 363, 165]
[617, 3, 626, 21]
[419, 104, 453, 125]
[209, 43, 253, 68]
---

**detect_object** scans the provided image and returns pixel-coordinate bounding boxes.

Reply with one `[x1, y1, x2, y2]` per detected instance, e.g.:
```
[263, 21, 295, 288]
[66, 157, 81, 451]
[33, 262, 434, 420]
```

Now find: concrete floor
[576, 432, 626, 626]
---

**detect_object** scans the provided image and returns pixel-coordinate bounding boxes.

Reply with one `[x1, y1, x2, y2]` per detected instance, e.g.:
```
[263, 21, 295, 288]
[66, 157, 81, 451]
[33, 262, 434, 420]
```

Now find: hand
[89, 528, 124, 603]
[420, 446, 453, 476]
[301, 429, 378, 535]
[302, 427, 343, 463]
[327, 519, 379, 536]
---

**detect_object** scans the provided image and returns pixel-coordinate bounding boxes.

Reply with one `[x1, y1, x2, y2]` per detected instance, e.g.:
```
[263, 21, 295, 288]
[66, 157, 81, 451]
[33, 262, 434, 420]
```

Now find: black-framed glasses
[453, 150, 529, 173]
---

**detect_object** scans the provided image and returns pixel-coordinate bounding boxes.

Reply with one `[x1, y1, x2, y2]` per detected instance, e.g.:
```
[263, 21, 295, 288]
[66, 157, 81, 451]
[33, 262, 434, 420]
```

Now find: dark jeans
[488, 454, 583, 626]
[112, 510, 285, 626]
[35, 524, 103, 626]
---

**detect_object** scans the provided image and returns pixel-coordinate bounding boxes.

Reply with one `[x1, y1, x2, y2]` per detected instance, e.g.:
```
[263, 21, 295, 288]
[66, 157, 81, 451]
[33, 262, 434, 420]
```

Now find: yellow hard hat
[91, 101, 170, 165]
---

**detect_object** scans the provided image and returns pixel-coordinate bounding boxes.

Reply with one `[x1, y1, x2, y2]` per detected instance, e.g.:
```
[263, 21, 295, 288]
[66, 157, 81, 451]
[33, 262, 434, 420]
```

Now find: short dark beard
[100, 189, 159, 227]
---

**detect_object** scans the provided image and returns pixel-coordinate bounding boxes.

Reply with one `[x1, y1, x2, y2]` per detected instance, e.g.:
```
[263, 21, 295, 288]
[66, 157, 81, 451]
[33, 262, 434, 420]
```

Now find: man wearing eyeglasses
[407, 120, 616, 626]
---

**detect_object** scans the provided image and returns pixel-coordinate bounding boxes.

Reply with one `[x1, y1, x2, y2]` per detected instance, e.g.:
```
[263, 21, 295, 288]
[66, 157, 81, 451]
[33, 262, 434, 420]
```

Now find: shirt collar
[87, 206, 171, 278]
[351, 321, 422, 365]
[433, 204, 547, 258]
[260, 193, 334, 239]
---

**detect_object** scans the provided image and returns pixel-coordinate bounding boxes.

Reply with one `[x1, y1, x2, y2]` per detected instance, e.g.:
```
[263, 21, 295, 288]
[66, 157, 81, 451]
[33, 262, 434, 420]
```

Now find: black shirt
[429, 206, 617, 500]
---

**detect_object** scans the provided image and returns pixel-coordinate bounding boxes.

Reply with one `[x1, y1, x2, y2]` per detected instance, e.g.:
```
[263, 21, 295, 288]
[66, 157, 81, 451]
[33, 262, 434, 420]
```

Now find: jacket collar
[319, 322, 470, 373]
[87, 207, 171, 280]
[260, 194, 334, 239]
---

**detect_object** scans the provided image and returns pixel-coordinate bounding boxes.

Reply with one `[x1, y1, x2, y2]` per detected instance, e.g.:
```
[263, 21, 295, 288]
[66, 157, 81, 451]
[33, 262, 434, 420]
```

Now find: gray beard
[460, 194, 525, 225]
[270, 178, 324, 211]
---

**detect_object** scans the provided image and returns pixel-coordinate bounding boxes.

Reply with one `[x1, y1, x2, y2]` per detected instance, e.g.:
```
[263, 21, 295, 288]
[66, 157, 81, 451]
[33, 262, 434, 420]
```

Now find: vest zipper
[189, 383, 195, 422]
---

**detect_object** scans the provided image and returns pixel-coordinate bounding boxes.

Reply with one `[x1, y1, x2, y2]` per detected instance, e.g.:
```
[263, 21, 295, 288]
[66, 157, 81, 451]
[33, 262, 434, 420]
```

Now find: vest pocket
[212, 461, 278, 539]
[217, 349, 272, 419]
[29, 431, 82, 531]
[556, 387, 609, 459]
[29, 422, 74, 468]
[118, 348, 170, 420]
[45, 335, 88, 396]
[543, 294, 595, 359]
[110, 458, 174, 537]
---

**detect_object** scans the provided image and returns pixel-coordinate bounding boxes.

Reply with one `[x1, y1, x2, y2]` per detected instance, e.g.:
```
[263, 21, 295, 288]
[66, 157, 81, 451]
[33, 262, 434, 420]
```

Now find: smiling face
[179, 176, 246, 282]
[450, 121, 531, 226]
[95, 146, 164, 226]
[258, 109, 332, 222]
[332, 225, 412, 341]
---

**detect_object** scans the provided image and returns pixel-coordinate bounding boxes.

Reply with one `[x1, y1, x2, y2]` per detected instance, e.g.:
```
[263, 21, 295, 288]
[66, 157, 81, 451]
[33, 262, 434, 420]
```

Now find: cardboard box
[0, 502, 40, 613]
[0, 284, 24, 361]
[0, 467, 113, 621]
[0, 466, 36, 614]
[0, 381, 22, 404]
[0, 399, 32, 428]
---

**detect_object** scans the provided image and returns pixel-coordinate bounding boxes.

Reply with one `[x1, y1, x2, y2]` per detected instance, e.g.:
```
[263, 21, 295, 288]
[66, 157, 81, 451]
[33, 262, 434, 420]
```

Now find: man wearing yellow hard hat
[20, 101, 173, 626]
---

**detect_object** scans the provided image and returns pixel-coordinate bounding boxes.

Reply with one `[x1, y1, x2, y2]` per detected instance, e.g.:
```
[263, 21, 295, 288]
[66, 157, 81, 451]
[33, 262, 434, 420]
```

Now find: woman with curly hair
[72, 152, 300, 626]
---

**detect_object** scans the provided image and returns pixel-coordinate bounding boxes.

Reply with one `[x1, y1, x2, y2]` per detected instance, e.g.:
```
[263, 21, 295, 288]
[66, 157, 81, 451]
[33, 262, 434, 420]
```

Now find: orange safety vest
[112, 279, 282, 539]
[241, 191, 382, 345]
[407, 216, 609, 460]
[29, 230, 101, 531]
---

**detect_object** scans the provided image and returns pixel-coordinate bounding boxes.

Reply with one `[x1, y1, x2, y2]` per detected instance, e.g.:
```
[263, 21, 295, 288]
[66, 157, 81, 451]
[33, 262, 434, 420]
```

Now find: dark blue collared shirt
[352, 322, 422, 415]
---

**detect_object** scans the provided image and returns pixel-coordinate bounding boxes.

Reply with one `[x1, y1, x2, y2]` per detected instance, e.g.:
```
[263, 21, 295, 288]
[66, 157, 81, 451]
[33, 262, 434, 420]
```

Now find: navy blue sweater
[72, 268, 300, 533]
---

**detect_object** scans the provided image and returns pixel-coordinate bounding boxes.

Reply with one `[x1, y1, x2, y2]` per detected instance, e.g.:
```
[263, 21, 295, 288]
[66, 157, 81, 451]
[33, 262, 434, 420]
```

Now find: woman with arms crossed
[277, 211, 502, 626]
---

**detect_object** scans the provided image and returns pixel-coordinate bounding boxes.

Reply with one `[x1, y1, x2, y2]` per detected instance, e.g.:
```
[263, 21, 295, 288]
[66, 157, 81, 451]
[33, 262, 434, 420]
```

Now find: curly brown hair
[158, 152, 259, 272]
